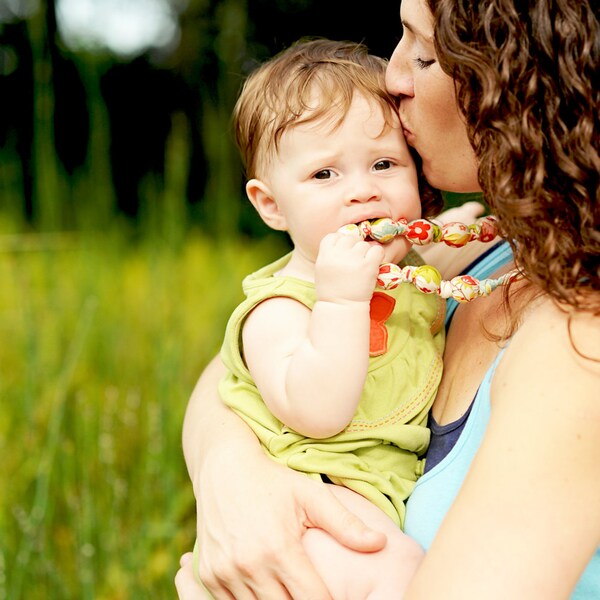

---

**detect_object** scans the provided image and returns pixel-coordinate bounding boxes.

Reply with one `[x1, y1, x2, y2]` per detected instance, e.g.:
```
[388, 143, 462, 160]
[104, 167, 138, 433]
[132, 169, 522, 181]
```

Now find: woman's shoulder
[496, 295, 600, 412]
[516, 296, 600, 361]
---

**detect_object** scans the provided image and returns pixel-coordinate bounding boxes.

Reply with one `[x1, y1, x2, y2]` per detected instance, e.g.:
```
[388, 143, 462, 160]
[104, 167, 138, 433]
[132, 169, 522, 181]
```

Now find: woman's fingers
[175, 554, 216, 600]
[189, 450, 385, 599]
[193, 455, 337, 599]
[198, 521, 332, 600]
[302, 484, 387, 553]
[273, 549, 334, 600]
[180, 552, 193, 568]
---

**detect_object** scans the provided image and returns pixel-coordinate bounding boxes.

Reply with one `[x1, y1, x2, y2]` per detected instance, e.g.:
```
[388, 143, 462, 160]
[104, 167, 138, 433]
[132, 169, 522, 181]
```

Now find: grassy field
[0, 221, 287, 599]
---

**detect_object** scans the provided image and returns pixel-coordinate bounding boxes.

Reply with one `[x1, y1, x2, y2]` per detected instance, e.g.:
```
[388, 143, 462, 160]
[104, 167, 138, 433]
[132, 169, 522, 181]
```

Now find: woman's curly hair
[429, 0, 599, 314]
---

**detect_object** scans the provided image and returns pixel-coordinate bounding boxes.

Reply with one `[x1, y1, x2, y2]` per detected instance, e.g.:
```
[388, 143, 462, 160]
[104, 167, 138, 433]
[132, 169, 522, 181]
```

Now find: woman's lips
[400, 114, 415, 144]
[402, 127, 415, 144]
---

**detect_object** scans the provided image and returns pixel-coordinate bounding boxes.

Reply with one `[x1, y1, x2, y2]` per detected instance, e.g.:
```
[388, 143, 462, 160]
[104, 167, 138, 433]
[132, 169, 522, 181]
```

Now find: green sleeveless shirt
[219, 252, 445, 527]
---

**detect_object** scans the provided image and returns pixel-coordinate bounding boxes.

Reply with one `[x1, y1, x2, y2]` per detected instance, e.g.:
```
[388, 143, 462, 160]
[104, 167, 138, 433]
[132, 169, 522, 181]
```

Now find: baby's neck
[276, 250, 316, 282]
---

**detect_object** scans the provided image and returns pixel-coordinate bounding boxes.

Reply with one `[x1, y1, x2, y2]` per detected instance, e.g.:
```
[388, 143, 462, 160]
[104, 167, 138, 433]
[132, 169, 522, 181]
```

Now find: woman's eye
[314, 169, 332, 180]
[412, 57, 435, 69]
[374, 160, 393, 171]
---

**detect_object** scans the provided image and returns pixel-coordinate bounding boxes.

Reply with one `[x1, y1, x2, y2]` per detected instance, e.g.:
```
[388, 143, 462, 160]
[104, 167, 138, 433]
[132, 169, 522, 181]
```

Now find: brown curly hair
[428, 0, 600, 314]
[233, 38, 442, 217]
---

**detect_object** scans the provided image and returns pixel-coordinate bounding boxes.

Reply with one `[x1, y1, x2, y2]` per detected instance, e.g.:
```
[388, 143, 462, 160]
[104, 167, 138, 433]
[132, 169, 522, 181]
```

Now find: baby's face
[264, 93, 421, 265]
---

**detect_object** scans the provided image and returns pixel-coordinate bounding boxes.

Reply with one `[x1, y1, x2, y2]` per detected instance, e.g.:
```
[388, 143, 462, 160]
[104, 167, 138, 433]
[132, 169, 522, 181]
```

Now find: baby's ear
[246, 179, 287, 231]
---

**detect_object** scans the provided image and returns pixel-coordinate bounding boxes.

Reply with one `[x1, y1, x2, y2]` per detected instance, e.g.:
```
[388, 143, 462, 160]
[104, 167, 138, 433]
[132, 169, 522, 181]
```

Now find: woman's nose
[385, 44, 415, 98]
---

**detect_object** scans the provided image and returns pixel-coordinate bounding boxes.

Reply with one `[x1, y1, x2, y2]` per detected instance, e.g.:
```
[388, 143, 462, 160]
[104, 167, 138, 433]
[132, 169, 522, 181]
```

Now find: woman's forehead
[400, 0, 435, 40]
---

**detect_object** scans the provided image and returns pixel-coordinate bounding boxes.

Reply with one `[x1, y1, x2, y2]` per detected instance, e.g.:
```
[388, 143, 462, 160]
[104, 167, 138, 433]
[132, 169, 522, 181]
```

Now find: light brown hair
[233, 37, 442, 216]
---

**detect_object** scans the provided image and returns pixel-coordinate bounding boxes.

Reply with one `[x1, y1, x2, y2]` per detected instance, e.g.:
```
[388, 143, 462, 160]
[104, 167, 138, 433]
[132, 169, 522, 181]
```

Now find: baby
[197, 38, 456, 598]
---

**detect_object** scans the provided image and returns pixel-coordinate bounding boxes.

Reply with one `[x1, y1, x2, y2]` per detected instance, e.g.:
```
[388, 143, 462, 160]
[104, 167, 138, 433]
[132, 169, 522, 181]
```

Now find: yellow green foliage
[0, 225, 287, 599]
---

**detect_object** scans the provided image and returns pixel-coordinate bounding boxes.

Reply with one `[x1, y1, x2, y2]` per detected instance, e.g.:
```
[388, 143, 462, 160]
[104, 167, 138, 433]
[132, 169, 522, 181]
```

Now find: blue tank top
[404, 243, 600, 597]
[423, 240, 512, 474]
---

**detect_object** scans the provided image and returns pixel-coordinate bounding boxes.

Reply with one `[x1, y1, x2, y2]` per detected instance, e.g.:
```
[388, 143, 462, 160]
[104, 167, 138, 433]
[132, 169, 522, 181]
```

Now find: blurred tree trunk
[172, 0, 248, 237]
[8, 0, 113, 231]
[202, 0, 248, 237]
[26, 0, 64, 229]
[73, 51, 115, 231]
[0, 19, 34, 225]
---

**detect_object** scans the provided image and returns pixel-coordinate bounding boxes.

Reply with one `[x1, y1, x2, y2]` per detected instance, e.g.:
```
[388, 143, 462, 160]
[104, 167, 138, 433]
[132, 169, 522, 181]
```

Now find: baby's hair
[233, 37, 442, 217]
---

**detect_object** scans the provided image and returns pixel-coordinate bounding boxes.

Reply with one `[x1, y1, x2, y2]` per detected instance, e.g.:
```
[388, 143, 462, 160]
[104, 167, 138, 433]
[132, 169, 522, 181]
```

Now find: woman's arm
[404, 301, 600, 598]
[179, 355, 386, 599]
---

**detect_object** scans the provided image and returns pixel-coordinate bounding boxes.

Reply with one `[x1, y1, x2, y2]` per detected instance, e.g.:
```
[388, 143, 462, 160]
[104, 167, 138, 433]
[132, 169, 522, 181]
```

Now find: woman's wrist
[192, 431, 266, 498]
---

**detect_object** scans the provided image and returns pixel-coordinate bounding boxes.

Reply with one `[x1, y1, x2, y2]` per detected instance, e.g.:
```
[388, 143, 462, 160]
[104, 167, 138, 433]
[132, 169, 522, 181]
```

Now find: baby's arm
[243, 233, 383, 439]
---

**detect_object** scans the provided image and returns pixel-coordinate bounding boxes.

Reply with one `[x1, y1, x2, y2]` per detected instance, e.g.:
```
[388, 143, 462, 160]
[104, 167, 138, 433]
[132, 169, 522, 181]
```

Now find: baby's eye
[373, 160, 393, 171]
[314, 169, 333, 180]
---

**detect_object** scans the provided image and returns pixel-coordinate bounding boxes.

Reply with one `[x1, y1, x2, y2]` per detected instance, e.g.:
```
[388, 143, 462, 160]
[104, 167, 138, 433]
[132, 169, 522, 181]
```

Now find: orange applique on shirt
[369, 291, 396, 356]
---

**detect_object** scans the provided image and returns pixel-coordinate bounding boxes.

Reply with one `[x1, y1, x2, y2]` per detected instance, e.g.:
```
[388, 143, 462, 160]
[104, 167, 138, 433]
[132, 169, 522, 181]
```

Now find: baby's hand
[315, 232, 384, 304]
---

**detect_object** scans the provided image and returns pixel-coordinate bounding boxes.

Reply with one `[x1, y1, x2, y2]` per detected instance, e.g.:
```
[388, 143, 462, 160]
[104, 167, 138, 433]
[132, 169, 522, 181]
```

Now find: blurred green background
[0, 0, 409, 598]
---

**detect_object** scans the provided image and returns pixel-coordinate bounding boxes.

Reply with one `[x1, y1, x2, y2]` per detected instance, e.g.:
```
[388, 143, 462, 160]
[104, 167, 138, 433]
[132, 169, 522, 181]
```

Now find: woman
[176, 0, 600, 597]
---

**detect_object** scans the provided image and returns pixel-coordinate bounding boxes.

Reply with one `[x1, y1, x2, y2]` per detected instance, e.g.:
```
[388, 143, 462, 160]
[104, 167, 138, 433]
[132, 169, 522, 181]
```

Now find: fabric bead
[440, 222, 472, 248]
[376, 263, 403, 290]
[469, 215, 499, 243]
[338, 223, 362, 237]
[411, 265, 442, 294]
[368, 218, 399, 243]
[406, 219, 436, 245]
[448, 275, 481, 302]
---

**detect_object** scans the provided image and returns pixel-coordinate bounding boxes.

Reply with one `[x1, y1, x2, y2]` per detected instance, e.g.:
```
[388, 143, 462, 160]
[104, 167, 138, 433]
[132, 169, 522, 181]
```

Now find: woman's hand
[188, 442, 387, 600]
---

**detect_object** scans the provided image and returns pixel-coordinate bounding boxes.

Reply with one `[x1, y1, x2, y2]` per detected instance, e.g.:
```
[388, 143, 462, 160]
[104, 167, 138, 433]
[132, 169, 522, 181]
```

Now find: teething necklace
[338, 216, 521, 303]
[339, 215, 500, 246]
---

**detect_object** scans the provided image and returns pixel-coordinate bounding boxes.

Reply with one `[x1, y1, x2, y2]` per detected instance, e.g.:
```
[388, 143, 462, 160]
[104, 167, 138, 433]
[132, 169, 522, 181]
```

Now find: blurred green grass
[0, 222, 287, 599]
